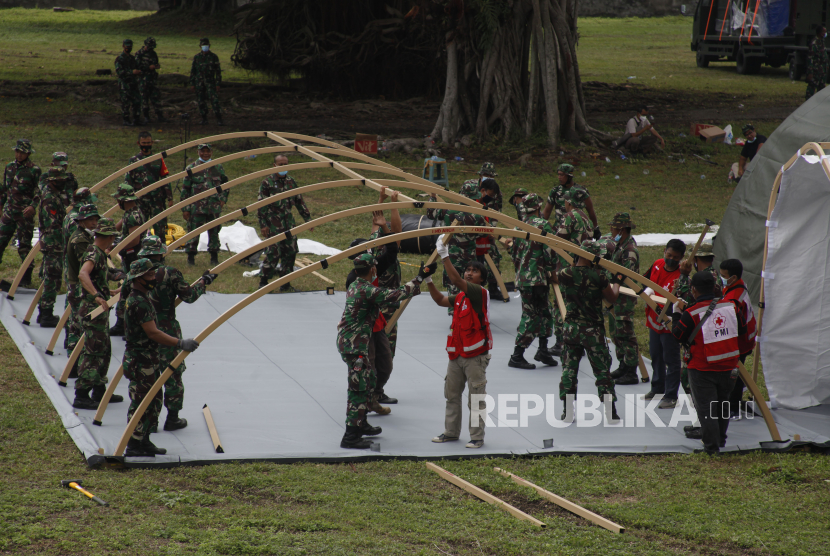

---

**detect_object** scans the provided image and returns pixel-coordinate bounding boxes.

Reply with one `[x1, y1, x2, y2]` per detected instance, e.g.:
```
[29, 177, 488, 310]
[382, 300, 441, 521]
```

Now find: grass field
[0, 8, 826, 556]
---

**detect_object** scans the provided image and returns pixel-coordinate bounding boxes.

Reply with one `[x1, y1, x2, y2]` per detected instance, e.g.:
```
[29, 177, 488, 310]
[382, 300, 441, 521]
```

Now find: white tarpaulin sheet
[197, 221, 341, 256]
[632, 234, 713, 247]
[762, 154, 830, 409]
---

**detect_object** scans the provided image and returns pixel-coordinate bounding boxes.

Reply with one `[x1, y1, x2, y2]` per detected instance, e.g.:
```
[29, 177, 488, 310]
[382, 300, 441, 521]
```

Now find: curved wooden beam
[4, 239, 42, 300]
[21, 283, 45, 325]
[56, 294, 119, 386]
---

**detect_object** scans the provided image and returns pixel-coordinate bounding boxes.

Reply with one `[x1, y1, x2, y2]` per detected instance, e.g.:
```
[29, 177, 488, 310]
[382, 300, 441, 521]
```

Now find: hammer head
[60, 480, 82, 488]
[705, 218, 715, 227]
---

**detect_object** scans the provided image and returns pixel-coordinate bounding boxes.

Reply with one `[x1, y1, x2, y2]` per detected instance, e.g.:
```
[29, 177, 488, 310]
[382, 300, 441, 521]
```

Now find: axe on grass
[60, 480, 108, 506]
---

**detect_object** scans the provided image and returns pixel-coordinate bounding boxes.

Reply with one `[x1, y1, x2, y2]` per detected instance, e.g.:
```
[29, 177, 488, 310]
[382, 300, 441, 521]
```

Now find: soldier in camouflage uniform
[114, 39, 143, 126]
[181, 144, 229, 266]
[556, 187, 594, 249]
[336, 253, 424, 449]
[122, 258, 201, 457]
[604, 213, 642, 386]
[503, 187, 529, 272]
[190, 38, 223, 125]
[73, 218, 124, 410]
[62, 188, 97, 348]
[136, 235, 216, 432]
[135, 37, 167, 123]
[806, 26, 829, 100]
[125, 131, 172, 241]
[110, 184, 146, 336]
[543, 163, 598, 235]
[258, 155, 311, 292]
[0, 139, 41, 287]
[65, 203, 100, 360]
[508, 193, 558, 369]
[36, 166, 71, 327]
[555, 240, 622, 422]
[38, 152, 78, 196]
[461, 163, 506, 300]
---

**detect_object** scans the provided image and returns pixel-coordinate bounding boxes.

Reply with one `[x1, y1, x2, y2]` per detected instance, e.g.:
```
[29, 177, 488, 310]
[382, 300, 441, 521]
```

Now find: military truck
[691, 0, 828, 78]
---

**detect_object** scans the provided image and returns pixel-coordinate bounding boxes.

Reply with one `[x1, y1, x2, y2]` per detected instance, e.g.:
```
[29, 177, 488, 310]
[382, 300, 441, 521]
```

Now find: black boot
[359, 419, 382, 436]
[488, 282, 505, 302]
[39, 307, 60, 328]
[259, 275, 268, 289]
[92, 384, 123, 404]
[163, 409, 188, 431]
[685, 427, 703, 439]
[610, 365, 626, 379]
[187, 253, 196, 266]
[109, 317, 125, 336]
[125, 437, 155, 457]
[605, 401, 621, 422]
[279, 283, 295, 293]
[548, 339, 563, 357]
[614, 366, 639, 385]
[534, 338, 559, 367]
[20, 266, 34, 288]
[72, 389, 98, 410]
[340, 425, 374, 449]
[508, 345, 536, 369]
[209, 251, 219, 265]
[142, 433, 167, 455]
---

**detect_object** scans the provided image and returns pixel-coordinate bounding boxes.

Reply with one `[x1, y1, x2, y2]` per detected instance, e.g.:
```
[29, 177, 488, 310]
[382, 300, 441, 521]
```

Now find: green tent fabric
[715, 88, 830, 303]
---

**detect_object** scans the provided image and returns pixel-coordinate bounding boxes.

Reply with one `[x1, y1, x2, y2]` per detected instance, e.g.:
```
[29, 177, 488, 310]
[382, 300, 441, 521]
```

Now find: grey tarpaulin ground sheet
[2, 289, 825, 468]
[716, 86, 830, 303]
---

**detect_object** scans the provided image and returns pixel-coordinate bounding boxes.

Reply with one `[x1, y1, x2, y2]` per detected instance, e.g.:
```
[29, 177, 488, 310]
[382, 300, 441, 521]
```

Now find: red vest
[446, 289, 493, 359]
[475, 211, 492, 256]
[645, 260, 681, 333]
[721, 279, 756, 355]
[371, 276, 387, 333]
[686, 299, 741, 372]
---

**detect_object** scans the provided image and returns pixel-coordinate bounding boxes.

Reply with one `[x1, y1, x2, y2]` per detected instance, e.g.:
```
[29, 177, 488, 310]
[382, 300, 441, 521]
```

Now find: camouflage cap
[197, 143, 211, 150]
[52, 152, 69, 166]
[144, 36, 156, 47]
[44, 167, 66, 181]
[75, 203, 100, 220]
[580, 239, 603, 257]
[73, 187, 97, 203]
[563, 187, 588, 209]
[123, 39, 133, 46]
[460, 182, 481, 200]
[13, 139, 34, 154]
[127, 258, 155, 281]
[609, 212, 636, 230]
[557, 163, 575, 176]
[353, 253, 377, 270]
[200, 37, 211, 46]
[522, 192, 544, 211]
[742, 124, 755, 134]
[138, 235, 167, 257]
[93, 217, 117, 236]
[695, 242, 714, 257]
[478, 162, 497, 177]
[112, 183, 138, 201]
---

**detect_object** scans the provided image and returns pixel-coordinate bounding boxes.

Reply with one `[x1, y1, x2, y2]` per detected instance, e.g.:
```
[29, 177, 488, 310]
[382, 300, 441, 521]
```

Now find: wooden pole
[737, 362, 782, 442]
[92, 366, 124, 425]
[202, 404, 224, 453]
[21, 283, 45, 325]
[427, 463, 545, 528]
[56, 336, 84, 387]
[3, 239, 41, 300]
[293, 259, 333, 284]
[484, 253, 509, 302]
[637, 352, 650, 382]
[494, 467, 624, 533]
[552, 283, 567, 318]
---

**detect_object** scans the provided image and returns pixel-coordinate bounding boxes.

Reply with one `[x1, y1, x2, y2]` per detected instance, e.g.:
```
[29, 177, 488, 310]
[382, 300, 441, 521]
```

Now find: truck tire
[789, 59, 804, 81]
[696, 49, 711, 68]
[736, 46, 761, 75]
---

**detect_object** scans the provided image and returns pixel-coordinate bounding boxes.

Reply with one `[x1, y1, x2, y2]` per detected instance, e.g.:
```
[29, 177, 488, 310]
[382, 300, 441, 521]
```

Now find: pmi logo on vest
[468, 394, 755, 428]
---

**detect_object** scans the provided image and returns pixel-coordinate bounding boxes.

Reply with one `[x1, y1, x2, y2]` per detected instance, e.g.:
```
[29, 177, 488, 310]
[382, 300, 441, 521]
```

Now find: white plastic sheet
[197, 221, 342, 256]
[762, 154, 830, 409]
[631, 233, 713, 247]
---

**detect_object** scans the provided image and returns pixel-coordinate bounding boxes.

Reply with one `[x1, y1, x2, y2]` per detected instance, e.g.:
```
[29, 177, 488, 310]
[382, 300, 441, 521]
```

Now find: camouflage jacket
[336, 278, 419, 355]
[114, 51, 139, 83]
[610, 235, 639, 317]
[675, 264, 722, 305]
[546, 183, 589, 228]
[181, 159, 228, 214]
[38, 185, 69, 252]
[125, 152, 171, 203]
[135, 46, 159, 81]
[516, 215, 556, 288]
[189, 51, 222, 86]
[558, 264, 610, 343]
[66, 227, 93, 283]
[369, 227, 402, 296]
[81, 244, 120, 299]
[149, 262, 206, 325]
[124, 287, 160, 363]
[38, 171, 78, 198]
[257, 173, 310, 233]
[120, 206, 146, 247]
[2, 159, 41, 214]
[63, 206, 80, 251]
[556, 208, 593, 247]
[442, 209, 490, 265]
[807, 39, 829, 82]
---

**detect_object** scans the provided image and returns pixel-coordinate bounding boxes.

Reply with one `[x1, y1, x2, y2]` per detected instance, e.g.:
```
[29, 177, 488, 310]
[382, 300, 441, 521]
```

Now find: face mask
[614, 234, 621, 242]
[747, 137, 756, 143]
[199, 157, 211, 163]
[480, 194, 493, 204]
[140, 145, 152, 153]
[721, 276, 730, 288]
[277, 170, 288, 177]
[663, 258, 679, 271]
[201, 45, 210, 52]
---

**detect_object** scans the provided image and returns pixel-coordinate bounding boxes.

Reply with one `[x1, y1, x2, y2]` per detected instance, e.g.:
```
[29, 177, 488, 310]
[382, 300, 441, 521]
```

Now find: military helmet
[123, 39, 133, 46]
[52, 152, 69, 166]
[138, 234, 167, 257]
[557, 163, 575, 176]
[580, 239, 603, 257]
[112, 183, 138, 201]
[353, 253, 377, 270]
[13, 139, 34, 154]
[478, 162, 497, 177]
[127, 258, 155, 281]
[200, 37, 211, 46]
[144, 37, 156, 48]
[93, 217, 118, 236]
[564, 187, 588, 209]
[73, 187, 97, 204]
[75, 204, 100, 221]
[522, 192, 543, 211]
[695, 242, 715, 257]
[609, 212, 636, 230]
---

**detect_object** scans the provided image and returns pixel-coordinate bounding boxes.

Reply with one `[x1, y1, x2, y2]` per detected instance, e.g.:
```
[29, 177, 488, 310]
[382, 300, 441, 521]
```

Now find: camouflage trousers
[0, 211, 35, 264]
[140, 197, 169, 243]
[158, 318, 186, 411]
[560, 336, 616, 402]
[551, 294, 564, 344]
[185, 212, 221, 254]
[195, 83, 221, 118]
[139, 76, 162, 115]
[261, 234, 298, 281]
[116, 250, 139, 320]
[38, 248, 63, 312]
[608, 313, 639, 367]
[118, 79, 141, 119]
[515, 286, 553, 348]
[65, 283, 82, 351]
[75, 300, 111, 391]
[806, 80, 825, 100]
[123, 351, 162, 441]
[342, 353, 375, 427]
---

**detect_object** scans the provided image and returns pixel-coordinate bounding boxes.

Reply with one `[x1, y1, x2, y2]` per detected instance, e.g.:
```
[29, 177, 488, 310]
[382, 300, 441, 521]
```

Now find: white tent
[760, 146, 830, 410]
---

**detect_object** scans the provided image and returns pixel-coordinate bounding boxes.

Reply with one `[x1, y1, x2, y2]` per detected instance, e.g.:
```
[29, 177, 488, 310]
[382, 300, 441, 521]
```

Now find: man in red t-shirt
[642, 239, 686, 408]
[719, 258, 757, 418]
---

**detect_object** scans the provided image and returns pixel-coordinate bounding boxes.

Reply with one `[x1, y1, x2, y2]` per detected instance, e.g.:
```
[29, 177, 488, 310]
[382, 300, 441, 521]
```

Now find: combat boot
[508, 346, 536, 369]
[534, 338, 559, 367]
[359, 419, 382, 436]
[187, 253, 196, 266]
[209, 250, 219, 265]
[279, 283, 296, 293]
[369, 395, 391, 415]
[142, 433, 167, 455]
[92, 384, 123, 404]
[109, 317, 125, 336]
[614, 366, 640, 385]
[125, 437, 156, 457]
[20, 266, 34, 288]
[39, 307, 60, 328]
[163, 410, 188, 431]
[72, 389, 99, 410]
[547, 339, 563, 357]
[259, 275, 268, 289]
[340, 426, 373, 449]
[488, 282, 505, 301]
[604, 400, 621, 423]
[560, 400, 576, 423]
[610, 365, 627, 379]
